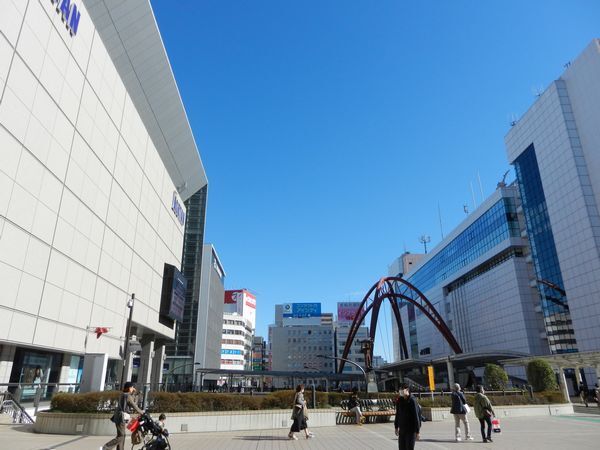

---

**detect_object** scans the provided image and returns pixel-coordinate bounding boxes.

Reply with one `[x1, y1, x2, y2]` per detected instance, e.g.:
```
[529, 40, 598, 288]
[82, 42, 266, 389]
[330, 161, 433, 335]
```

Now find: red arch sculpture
[338, 276, 463, 373]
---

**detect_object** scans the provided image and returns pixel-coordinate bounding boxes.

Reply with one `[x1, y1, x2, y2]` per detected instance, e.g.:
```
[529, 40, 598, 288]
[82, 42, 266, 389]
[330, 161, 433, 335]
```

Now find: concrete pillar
[80, 353, 108, 392]
[150, 344, 165, 390]
[137, 341, 154, 387]
[556, 367, 571, 404]
[575, 367, 583, 384]
[447, 359, 455, 389]
[0, 344, 16, 384]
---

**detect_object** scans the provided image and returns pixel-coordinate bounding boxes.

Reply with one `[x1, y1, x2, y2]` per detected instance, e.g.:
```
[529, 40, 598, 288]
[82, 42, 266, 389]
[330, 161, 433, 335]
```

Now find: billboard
[282, 302, 321, 318]
[337, 302, 364, 324]
[159, 263, 187, 327]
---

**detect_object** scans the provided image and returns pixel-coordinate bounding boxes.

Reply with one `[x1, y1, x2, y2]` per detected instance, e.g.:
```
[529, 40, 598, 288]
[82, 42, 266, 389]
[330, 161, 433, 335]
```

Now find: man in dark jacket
[395, 383, 421, 450]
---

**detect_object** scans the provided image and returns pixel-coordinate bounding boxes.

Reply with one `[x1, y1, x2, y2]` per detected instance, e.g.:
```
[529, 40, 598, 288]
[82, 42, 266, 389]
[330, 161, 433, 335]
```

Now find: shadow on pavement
[40, 436, 90, 449]
[234, 435, 293, 441]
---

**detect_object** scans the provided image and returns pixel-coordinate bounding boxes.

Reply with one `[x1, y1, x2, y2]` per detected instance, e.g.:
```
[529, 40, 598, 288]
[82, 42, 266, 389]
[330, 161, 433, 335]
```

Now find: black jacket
[394, 395, 421, 434]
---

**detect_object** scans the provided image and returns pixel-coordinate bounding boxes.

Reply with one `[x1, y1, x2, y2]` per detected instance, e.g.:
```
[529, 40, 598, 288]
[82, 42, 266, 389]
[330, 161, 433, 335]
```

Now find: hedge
[50, 389, 566, 413]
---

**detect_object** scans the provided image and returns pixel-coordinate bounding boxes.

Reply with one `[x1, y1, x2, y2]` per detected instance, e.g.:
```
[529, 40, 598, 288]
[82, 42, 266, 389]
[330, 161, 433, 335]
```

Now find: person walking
[450, 383, 473, 442]
[474, 385, 495, 443]
[348, 387, 365, 425]
[288, 384, 315, 440]
[578, 382, 589, 407]
[102, 382, 143, 450]
[594, 384, 600, 409]
[394, 383, 421, 450]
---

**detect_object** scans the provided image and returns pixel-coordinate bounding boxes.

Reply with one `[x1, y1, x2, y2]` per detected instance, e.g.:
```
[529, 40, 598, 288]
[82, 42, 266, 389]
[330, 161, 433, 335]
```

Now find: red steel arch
[338, 276, 462, 373]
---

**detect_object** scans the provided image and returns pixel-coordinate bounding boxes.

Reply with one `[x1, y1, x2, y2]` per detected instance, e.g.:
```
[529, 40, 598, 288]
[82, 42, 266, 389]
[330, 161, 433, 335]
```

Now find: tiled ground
[1, 413, 599, 450]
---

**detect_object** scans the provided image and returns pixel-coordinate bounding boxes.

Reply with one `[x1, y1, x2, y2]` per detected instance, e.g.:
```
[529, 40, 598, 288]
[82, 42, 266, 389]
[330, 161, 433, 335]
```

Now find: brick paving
[1, 413, 599, 449]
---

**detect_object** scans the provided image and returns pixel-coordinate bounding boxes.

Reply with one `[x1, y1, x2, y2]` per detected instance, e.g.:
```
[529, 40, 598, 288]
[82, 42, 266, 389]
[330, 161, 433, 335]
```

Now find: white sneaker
[306, 432, 315, 439]
[467, 436, 474, 441]
[456, 437, 462, 442]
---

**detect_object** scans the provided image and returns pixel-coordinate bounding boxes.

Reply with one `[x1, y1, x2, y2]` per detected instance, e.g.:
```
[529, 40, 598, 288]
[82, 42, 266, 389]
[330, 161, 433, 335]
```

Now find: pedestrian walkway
[1, 413, 598, 449]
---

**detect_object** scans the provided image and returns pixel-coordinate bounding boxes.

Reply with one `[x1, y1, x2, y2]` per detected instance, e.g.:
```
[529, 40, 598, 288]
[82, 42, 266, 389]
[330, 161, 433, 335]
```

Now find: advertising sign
[282, 303, 321, 318]
[224, 290, 256, 330]
[427, 365, 435, 391]
[337, 302, 364, 324]
[160, 263, 187, 326]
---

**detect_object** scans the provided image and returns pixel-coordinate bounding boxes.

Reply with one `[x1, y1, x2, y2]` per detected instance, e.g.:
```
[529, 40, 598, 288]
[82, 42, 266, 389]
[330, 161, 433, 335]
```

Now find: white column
[447, 359, 455, 389]
[0, 345, 16, 384]
[575, 366, 583, 384]
[137, 341, 154, 387]
[151, 344, 165, 390]
[557, 367, 571, 404]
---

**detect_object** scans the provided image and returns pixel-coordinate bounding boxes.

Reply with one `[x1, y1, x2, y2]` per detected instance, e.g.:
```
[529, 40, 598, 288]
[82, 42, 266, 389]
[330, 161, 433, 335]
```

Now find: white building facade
[220, 289, 256, 371]
[0, 0, 206, 394]
[505, 39, 600, 356]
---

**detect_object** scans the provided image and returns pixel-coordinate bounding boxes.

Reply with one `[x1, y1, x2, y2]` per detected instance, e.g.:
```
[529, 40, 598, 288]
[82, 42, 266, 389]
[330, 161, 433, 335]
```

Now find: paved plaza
[1, 413, 599, 450]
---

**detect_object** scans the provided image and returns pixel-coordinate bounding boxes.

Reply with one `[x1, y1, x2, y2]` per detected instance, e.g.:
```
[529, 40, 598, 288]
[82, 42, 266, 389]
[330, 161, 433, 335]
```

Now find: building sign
[51, 0, 82, 36]
[159, 263, 187, 326]
[337, 302, 364, 324]
[282, 302, 321, 318]
[221, 349, 243, 355]
[171, 191, 186, 226]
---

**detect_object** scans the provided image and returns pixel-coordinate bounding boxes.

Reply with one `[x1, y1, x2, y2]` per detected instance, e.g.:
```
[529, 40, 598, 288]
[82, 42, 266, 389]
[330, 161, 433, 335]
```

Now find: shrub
[484, 364, 509, 390]
[526, 359, 558, 392]
[51, 391, 120, 413]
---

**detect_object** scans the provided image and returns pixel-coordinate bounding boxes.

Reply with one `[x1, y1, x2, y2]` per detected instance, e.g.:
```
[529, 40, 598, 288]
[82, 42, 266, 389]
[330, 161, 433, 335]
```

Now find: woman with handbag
[102, 382, 144, 450]
[450, 383, 473, 441]
[474, 385, 495, 443]
[288, 384, 315, 440]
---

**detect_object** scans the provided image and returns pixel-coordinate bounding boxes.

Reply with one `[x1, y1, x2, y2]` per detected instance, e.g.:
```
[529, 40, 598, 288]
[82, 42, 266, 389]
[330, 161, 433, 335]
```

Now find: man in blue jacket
[395, 383, 421, 450]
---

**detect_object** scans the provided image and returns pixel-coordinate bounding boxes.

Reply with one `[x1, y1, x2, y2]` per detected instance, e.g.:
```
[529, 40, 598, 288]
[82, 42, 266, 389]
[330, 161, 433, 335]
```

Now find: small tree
[484, 364, 508, 390]
[526, 359, 558, 392]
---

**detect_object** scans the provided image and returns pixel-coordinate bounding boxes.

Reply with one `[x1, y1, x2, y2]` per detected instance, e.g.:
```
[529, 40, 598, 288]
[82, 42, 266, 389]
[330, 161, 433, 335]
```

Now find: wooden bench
[336, 398, 396, 424]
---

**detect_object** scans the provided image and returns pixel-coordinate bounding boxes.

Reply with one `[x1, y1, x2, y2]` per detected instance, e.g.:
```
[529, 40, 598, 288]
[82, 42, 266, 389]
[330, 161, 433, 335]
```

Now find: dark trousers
[103, 423, 126, 450]
[398, 432, 416, 450]
[479, 416, 492, 440]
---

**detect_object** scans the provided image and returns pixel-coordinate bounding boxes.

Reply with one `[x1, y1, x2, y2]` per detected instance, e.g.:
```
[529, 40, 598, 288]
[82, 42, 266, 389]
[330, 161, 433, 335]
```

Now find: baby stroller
[130, 412, 171, 449]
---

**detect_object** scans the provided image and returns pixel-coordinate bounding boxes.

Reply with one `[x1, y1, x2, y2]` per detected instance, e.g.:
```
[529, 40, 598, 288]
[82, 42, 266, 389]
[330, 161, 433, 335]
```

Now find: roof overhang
[499, 350, 600, 369]
[84, 0, 207, 201]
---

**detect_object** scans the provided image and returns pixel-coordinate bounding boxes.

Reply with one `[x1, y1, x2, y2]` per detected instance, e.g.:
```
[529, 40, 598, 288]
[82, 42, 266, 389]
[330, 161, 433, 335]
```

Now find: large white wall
[0, 0, 185, 359]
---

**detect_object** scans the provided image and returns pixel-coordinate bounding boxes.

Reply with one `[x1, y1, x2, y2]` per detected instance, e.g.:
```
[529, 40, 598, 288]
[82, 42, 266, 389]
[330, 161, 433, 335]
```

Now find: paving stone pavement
[1, 414, 599, 450]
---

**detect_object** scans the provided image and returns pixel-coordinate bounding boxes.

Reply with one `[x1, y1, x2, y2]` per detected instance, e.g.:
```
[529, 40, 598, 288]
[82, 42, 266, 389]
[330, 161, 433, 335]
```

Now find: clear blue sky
[152, 0, 599, 362]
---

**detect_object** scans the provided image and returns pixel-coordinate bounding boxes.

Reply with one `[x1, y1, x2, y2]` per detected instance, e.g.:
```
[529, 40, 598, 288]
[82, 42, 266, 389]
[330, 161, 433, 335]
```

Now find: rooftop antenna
[463, 204, 469, 214]
[563, 61, 571, 69]
[419, 235, 431, 254]
[532, 85, 544, 98]
[497, 170, 510, 188]
[477, 171, 484, 203]
[437, 202, 444, 240]
[508, 113, 518, 127]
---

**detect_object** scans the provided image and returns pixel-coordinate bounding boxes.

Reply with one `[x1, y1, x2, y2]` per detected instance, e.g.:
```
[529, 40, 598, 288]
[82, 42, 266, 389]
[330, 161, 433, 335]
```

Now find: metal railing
[0, 391, 34, 424]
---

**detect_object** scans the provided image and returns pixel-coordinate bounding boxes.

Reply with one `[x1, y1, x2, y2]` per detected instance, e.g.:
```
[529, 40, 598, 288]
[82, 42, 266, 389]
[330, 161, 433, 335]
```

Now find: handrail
[0, 392, 34, 424]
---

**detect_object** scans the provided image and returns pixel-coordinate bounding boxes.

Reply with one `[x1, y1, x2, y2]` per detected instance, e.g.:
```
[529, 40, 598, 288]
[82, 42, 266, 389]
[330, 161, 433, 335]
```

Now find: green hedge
[50, 389, 566, 413]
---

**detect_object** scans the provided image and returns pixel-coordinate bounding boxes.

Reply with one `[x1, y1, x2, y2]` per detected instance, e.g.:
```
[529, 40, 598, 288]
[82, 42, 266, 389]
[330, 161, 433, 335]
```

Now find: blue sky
[152, 0, 599, 361]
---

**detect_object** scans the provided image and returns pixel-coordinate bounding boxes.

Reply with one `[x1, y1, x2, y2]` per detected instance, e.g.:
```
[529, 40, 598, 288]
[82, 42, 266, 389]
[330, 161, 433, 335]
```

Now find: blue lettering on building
[51, 0, 82, 36]
[172, 192, 186, 226]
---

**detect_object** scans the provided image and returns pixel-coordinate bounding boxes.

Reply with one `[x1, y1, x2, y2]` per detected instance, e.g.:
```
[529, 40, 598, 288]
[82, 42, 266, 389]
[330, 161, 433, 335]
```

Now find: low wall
[423, 403, 574, 422]
[34, 409, 337, 436]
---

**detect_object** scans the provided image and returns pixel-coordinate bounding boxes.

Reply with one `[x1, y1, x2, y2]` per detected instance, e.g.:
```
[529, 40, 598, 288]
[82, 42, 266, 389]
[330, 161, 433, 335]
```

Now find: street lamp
[119, 293, 135, 388]
[316, 354, 368, 392]
[419, 235, 431, 253]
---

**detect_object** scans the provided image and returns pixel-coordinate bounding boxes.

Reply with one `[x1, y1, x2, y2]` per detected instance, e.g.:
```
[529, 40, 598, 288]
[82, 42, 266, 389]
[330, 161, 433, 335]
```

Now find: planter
[421, 403, 573, 422]
[34, 409, 337, 436]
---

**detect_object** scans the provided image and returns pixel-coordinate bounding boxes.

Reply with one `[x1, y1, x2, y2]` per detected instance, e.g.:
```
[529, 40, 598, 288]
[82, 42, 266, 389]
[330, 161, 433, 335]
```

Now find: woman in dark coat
[288, 384, 315, 440]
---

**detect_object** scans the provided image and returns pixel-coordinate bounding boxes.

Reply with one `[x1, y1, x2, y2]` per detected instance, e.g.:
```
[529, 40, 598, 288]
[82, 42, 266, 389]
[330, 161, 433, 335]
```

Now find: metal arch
[338, 276, 463, 373]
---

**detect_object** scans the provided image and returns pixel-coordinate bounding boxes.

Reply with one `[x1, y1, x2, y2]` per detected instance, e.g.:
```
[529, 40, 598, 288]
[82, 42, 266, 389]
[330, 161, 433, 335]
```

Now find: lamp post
[119, 293, 135, 388]
[316, 354, 368, 392]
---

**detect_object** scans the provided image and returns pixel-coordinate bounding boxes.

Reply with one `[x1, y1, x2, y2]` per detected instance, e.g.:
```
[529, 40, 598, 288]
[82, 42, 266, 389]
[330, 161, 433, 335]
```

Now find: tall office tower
[251, 336, 268, 372]
[334, 302, 368, 375]
[388, 186, 547, 360]
[221, 289, 256, 371]
[0, 0, 206, 393]
[165, 186, 207, 383]
[505, 39, 600, 354]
